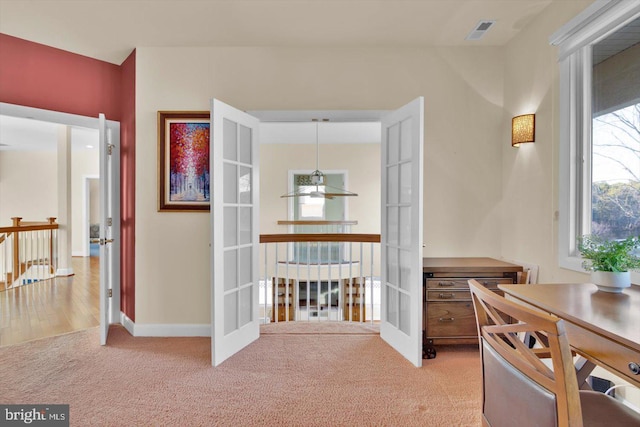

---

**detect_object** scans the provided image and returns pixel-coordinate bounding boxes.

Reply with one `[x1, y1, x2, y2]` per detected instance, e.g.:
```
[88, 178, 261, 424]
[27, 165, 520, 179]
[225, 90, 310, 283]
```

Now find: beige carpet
[1, 324, 482, 426]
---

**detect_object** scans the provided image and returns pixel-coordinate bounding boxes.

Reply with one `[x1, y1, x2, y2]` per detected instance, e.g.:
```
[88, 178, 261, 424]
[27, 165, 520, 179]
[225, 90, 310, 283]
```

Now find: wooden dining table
[499, 282, 640, 388]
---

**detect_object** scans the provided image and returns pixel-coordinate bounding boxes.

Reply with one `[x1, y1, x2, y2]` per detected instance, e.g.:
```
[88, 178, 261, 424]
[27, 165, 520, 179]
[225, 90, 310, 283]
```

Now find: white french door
[380, 98, 424, 367]
[98, 113, 120, 345]
[210, 99, 261, 366]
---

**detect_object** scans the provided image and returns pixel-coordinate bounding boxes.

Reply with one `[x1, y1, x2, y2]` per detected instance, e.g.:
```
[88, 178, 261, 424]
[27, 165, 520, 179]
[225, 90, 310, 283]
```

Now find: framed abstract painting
[158, 111, 211, 211]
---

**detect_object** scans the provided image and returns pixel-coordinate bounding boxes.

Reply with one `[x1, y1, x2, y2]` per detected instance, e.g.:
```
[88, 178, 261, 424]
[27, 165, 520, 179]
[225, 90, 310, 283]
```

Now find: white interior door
[380, 97, 424, 367]
[211, 99, 260, 366]
[98, 114, 120, 345]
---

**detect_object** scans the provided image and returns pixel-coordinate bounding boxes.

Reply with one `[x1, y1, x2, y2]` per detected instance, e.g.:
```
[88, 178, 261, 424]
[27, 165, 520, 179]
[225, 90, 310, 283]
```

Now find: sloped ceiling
[0, 0, 554, 65]
[0, 0, 560, 149]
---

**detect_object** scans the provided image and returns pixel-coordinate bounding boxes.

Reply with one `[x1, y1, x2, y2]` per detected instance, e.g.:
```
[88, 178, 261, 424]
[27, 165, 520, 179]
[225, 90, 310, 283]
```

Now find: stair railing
[0, 217, 58, 291]
[259, 232, 381, 324]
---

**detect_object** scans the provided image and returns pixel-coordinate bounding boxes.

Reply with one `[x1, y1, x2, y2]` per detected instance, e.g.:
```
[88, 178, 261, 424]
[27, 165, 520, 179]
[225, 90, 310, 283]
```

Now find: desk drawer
[427, 290, 470, 301]
[426, 302, 477, 338]
[426, 279, 469, 289]
[564, 322, 640, 388]
[426, 277, 514, 291]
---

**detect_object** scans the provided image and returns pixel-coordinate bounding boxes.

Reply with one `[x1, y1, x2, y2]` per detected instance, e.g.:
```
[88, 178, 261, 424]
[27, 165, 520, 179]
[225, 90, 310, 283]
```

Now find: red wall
[0, 33, 135, 321]
[0, 34, 121, 119]
[119, 50, 136, 321]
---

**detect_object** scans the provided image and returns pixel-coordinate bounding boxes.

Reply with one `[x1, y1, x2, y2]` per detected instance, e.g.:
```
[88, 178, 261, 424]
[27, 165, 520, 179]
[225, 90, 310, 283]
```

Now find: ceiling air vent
[466, 20, 496, 41]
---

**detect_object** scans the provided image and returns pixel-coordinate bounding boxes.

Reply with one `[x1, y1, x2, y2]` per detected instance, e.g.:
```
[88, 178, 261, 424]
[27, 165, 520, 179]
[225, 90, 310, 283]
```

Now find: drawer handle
[438, 317, 455, 322]
[438, 293, 455, 299]
[629, 362, 640, 375]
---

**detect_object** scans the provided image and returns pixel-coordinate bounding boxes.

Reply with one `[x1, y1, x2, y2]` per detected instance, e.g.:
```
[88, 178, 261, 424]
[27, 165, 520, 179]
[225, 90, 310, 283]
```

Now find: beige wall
[0, 150, 57, 225]
[136, 46, 506, 324]
[260, 143, 380, 234]
[500, 0, 593, 283]
[0, 147, 98, 255]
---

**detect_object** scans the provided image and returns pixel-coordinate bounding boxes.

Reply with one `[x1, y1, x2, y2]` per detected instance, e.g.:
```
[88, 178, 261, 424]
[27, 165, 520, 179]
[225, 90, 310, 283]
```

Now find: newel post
[11, 217, 22, 278]
[47, 217, 57, 273]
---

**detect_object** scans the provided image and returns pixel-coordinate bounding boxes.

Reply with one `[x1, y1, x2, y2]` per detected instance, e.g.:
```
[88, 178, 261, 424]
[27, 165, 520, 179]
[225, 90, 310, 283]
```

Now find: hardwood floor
[0, 256, 99, 347]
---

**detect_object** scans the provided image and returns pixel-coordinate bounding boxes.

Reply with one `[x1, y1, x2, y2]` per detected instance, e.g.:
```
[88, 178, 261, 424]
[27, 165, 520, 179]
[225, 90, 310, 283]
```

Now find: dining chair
[468, 279, 640, 427]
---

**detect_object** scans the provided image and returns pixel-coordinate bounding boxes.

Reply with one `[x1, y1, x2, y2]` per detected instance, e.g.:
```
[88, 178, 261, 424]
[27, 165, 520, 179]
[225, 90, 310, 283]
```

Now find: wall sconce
[512, 114, 535, 147]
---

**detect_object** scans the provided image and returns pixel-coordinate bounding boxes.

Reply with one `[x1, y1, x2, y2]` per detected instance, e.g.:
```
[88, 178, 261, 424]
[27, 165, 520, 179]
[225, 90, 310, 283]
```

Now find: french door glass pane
[223, 118, 237, 161]
[239, 166, 251, 204]
[224, 250, 237, 292]
[400, 162, 412, 204]
[387, 165, 399, 204]
[239, 207, 252, 245]
[387, 206, 398, 246]
[399, 293, 410, 334]
[387, 249, 398, 285]
[224, 163, 237, 203]
[239, 125, 252, 164]
[239, 287, 252, 327]
[399, 249, 411, 291]
[388, 123, 400, 163]
[386, 285, 398, 327]
[224, 292, 238, 335]
[224, 207, 237, 247]
[400, 118, 412, 160]
[239, 246, 252, 285]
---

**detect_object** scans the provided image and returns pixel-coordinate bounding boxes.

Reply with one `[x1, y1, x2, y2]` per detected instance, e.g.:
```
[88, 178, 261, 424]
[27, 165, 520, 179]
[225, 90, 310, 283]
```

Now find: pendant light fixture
[280, 121, 358, 199]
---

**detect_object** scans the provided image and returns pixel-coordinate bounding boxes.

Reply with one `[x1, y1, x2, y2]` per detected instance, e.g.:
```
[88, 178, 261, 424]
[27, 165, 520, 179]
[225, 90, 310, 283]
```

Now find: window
[552, 1, 640, 274]
[289, 171, 349, 263]
[592, 104, 640, 240]
[293, 173, 347, 223]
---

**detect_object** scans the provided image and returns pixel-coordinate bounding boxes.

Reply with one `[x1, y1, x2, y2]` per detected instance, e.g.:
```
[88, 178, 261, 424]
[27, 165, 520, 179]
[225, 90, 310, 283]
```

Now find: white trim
[133, 323, 211, 337]
[0, 102, 104, 128]
[247, 110, 389, 122]
[118, 313, 210, 337]
[549, 1, 640, 60]
[120, 312, 135, 335]
[56, 267, 74, 276]
[555, 1, 640, 285]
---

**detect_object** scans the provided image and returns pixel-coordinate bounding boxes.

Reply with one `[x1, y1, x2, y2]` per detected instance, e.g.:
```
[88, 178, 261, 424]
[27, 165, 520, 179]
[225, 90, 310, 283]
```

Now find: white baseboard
[71, 251, 87, 257]
[120, 312, 135, 335]
[56, 267, 74, 276]
[134, 323, 210, 337]
[117, 314, 210, 337]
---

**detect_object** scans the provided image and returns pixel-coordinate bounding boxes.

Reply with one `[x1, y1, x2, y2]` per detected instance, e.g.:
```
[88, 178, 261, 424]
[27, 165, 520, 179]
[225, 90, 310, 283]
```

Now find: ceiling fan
[280, 121, 358, 200]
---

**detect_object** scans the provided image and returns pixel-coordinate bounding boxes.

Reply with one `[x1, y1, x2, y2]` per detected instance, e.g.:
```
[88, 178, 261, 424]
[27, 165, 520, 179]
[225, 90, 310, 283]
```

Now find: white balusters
[259, 234, 381, 324]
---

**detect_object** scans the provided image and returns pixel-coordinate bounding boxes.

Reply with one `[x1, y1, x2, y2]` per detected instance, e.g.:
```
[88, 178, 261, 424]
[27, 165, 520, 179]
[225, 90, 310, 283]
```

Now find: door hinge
[107, 218, 113, 227]
[107, 144, 114, 155]
[108, 289, 113, 298]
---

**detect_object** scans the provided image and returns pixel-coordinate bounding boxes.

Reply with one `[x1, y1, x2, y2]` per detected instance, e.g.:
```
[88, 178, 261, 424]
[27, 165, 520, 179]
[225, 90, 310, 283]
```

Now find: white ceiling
[0, 115, 98, 151]
[0, 0, 560, 149]
[0, 0, 555, 65]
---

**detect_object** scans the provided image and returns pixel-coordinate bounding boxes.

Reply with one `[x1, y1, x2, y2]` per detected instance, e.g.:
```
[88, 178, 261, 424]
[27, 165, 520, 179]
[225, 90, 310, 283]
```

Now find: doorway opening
[0, 103, 120, 346]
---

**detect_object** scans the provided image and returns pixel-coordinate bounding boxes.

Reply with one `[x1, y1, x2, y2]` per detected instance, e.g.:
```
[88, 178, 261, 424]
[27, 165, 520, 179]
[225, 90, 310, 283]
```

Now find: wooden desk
[499, 283, 640, 387]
